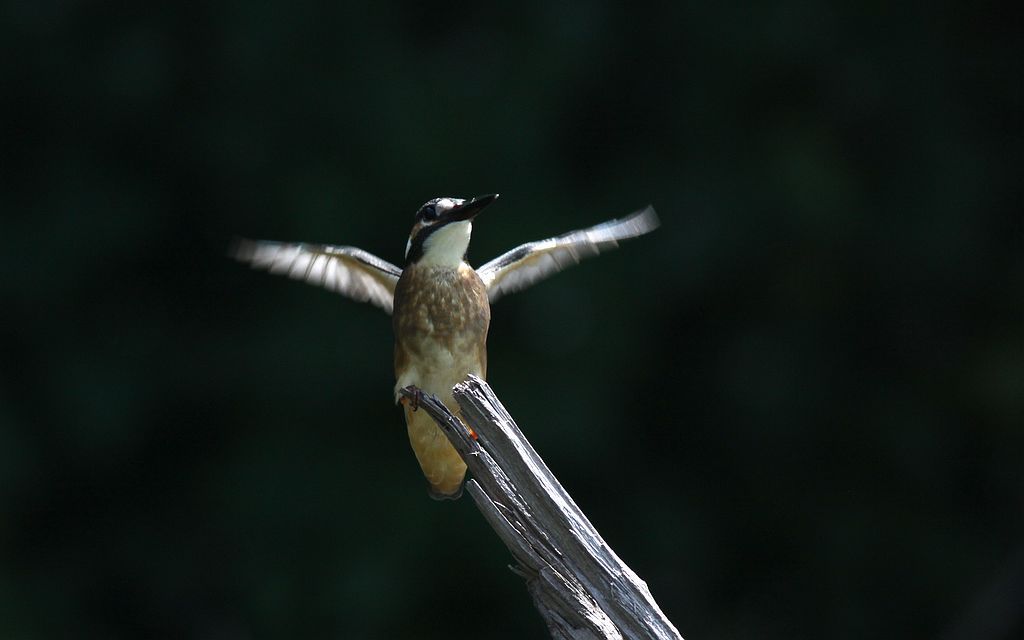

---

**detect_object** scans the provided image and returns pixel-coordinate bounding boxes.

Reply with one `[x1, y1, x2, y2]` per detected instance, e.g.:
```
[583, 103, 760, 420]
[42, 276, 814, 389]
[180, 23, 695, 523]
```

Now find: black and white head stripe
[415, 197, 465, 224]
[405, 197, 468, 262]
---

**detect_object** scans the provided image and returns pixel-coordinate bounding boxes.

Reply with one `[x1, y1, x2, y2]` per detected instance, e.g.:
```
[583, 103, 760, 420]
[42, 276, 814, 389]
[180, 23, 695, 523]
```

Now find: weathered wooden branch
[399, 376, 684, 640]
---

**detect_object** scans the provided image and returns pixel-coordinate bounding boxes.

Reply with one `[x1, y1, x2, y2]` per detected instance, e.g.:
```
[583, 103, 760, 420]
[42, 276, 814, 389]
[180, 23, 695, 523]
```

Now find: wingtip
[637, 204, 660, 231]
[615, 204, 660, 238]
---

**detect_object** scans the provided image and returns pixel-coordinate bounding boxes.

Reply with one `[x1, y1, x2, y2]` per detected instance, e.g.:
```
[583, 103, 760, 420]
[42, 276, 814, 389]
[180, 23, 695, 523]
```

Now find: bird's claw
[402, 385, 423, 412]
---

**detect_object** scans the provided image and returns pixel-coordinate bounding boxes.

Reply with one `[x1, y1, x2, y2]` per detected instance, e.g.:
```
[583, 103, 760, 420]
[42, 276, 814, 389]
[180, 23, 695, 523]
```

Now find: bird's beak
[447, 193, 499, 222]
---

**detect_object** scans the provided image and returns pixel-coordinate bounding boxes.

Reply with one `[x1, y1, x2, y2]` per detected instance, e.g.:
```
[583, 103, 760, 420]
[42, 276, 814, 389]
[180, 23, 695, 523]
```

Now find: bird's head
[405, 194, 498, 266]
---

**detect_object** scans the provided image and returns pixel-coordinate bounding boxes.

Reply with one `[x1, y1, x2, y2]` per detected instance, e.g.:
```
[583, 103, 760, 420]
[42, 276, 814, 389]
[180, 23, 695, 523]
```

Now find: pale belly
[392, 336, 486, 404]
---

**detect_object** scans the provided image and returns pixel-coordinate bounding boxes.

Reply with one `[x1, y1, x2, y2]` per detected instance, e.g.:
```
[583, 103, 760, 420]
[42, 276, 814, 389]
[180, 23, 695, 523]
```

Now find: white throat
[419, 221, 472, 267]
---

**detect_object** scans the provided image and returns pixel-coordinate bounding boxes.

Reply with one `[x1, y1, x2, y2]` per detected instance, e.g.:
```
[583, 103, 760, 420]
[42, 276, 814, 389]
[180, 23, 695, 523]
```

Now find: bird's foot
[401, 385, 423, 412]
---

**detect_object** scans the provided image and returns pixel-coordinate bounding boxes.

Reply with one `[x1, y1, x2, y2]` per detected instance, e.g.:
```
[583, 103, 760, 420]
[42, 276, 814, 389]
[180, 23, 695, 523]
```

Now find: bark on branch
[399, 376, 684, 640]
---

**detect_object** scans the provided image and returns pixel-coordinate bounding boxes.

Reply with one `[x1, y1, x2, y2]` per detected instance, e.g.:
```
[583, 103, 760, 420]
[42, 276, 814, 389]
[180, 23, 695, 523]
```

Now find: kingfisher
[233, 194, 659, 499]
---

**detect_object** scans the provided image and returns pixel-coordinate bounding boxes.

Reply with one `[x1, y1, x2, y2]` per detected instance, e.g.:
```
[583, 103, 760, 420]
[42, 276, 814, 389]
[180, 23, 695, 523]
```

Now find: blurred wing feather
[477, 205, 659, 303]
[232, 239, 401, 314]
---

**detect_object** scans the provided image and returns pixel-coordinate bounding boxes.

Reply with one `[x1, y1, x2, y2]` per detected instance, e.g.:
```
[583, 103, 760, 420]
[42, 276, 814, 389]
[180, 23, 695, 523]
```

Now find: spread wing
[231, 239, 402, 314]
[476, 205, 659, 303]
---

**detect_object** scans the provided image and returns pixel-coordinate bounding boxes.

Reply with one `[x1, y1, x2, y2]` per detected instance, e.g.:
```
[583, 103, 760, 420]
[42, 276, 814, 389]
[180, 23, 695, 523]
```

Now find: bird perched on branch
[233, 194, 659, 499]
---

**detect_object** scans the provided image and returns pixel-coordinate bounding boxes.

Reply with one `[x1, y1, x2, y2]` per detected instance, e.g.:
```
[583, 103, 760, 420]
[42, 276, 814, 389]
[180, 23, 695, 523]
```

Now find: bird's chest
[393, 264, 490, 365]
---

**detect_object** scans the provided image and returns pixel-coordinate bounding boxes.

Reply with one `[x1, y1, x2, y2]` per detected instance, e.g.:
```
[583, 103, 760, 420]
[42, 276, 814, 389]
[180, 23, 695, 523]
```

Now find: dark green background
[2, 2, 1021, 638]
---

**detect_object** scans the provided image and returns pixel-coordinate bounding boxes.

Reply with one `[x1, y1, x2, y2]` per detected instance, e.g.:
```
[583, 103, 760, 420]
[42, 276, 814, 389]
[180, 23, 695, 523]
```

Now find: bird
[232, 194, 659, 499]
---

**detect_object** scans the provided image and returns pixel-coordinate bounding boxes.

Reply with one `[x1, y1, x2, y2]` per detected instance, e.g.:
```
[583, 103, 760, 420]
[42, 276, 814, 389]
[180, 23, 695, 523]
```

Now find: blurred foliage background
[2, 1, 1022, 638]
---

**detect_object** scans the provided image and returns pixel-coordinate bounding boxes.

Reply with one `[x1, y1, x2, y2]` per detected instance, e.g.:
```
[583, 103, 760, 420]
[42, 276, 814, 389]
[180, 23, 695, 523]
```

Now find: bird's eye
[421, 205, 438, 221]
